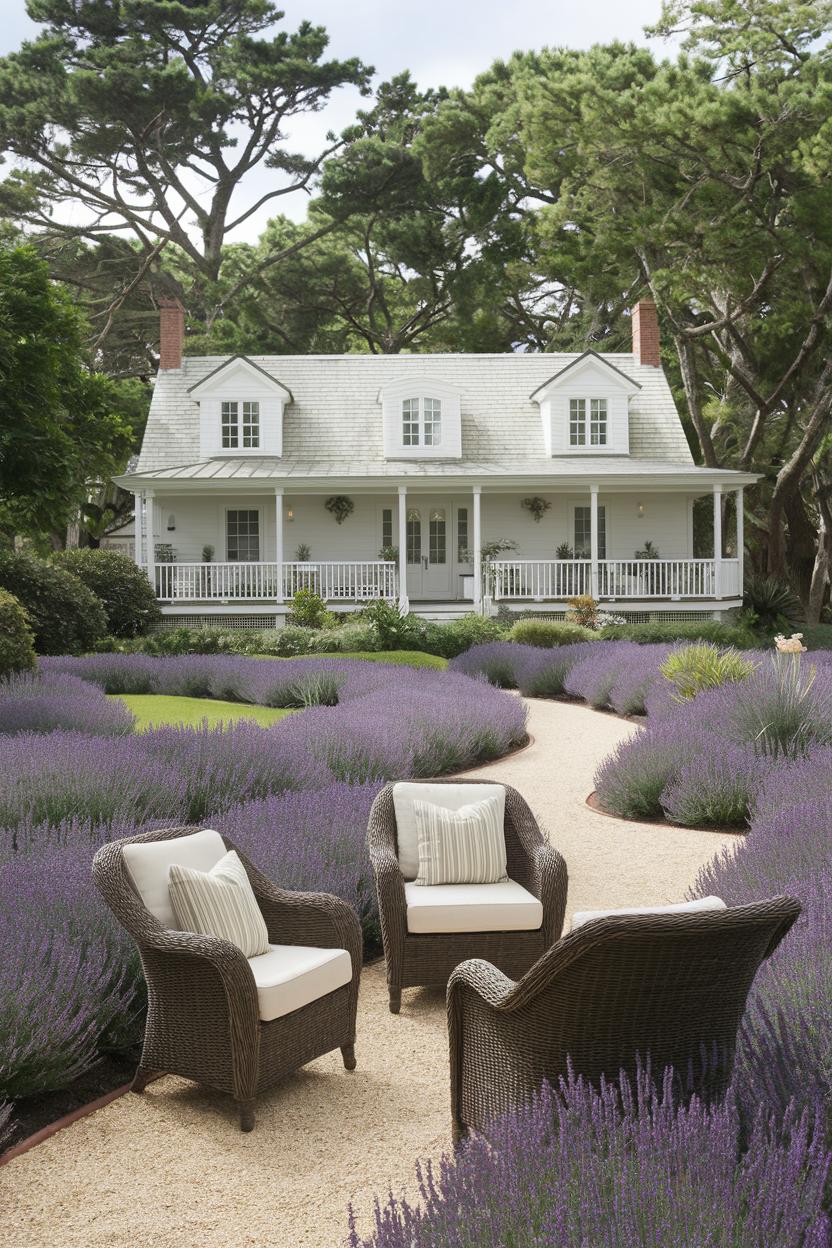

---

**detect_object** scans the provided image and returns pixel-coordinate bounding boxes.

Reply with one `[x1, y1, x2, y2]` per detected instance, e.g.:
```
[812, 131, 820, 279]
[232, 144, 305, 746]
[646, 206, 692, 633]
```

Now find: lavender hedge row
[351, 1072, 830, 1248]
[0, 656, 526, 1105]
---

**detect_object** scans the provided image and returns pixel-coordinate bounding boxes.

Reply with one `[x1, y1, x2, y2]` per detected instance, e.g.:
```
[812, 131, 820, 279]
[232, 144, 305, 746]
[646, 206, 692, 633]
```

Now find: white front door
[406, 500, 452, 600]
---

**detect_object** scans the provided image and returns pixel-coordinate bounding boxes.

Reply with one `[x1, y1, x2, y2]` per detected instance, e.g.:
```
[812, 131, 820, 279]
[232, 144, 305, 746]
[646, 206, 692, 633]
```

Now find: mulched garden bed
[2, 1051, 139, 1160]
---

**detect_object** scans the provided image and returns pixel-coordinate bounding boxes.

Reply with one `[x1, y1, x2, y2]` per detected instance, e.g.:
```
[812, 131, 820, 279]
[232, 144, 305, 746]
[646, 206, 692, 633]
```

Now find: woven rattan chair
[447, 895, 800, 1141]
[93, 825, 362, 1132]
[368, 780, 568, 1014]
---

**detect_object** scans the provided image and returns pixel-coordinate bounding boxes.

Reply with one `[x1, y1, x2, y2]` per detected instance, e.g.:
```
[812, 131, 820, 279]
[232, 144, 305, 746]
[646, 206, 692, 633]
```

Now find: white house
[115, 300, 755, 626]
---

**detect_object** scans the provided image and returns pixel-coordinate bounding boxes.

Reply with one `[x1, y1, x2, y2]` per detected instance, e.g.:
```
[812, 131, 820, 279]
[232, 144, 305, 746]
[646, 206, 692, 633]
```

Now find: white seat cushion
[248, 944, 353, 1022]
[571, 895, 726, 931]
[123, 829, 226, 928]
[404, 880, 543, 934]
[393, 782, 505, 879]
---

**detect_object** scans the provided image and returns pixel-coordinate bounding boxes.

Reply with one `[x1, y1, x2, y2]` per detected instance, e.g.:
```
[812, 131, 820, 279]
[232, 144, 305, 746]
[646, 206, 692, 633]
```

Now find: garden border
[585, 788, 747, 836]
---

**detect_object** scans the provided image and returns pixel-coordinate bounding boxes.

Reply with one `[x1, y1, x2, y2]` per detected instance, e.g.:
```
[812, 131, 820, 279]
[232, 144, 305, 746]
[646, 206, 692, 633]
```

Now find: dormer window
[381, 378, 460, 459]
[190, 356, 291, 460]
[402, 397, 442, 447]
[569, 398, 607, 447]
[221, 401, 261, 450]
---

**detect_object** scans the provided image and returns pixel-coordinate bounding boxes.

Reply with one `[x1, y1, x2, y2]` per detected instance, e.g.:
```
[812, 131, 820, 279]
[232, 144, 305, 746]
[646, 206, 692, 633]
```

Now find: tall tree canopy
[0, 1, 371, 330]
[0, 244, 136, 539]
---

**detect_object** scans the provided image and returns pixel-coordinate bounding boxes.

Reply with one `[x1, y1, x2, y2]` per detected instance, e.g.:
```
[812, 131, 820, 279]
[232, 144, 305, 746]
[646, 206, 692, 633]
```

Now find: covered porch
[130, 476, 747, 616]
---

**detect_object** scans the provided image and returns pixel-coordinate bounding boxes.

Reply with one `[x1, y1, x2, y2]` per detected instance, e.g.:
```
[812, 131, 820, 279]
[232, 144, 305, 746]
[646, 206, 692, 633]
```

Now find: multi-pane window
[381, 508, 393, 551]
[242, 401, 260, 448]
[423, 398, 442, 446]
[221, 400, 260, 449]
[574, 505, 606, 559]
[590, 398, 607, 446]
[401, 397, 442, 447]
[429, 509, 446, 564]
[457, 507, 469, 561]
[222, 401, 239, 449]
[406, 509, 421, 564]
[570, 398, 608, 447]
[227, 510, 260, 561]
[402, 398, 420, 446]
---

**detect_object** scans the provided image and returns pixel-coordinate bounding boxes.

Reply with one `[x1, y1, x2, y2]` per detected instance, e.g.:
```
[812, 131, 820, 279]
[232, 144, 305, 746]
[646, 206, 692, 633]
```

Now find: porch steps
[412, 604, 474, 622]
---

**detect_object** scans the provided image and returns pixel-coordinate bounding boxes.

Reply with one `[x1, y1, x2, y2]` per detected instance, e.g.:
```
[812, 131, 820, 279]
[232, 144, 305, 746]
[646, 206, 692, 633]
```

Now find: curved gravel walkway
[2, 697, 741, 1248]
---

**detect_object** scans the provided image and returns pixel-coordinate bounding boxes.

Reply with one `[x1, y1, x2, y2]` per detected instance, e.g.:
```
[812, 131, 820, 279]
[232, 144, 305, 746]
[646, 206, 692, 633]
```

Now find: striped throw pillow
[168, 849, 270, 957]
[413, 796, 507, 886]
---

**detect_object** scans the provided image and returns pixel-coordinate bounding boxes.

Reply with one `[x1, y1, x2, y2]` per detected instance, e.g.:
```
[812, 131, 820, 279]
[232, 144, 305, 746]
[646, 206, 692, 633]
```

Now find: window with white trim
[221, 400, 260, 450]
[227, 510, 260, 561]
[569, 398, 608, 447]
[574, 505, 606, 559]
[401, 397, 442, 447]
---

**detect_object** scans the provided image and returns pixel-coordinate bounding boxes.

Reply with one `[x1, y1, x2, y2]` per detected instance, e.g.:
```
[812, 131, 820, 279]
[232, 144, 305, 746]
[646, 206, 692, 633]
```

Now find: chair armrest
[251, 877, 363, 966]
[139, 925, 260, 1020]
[447, 958, 518, 1011]
[525, 841, 568, 944]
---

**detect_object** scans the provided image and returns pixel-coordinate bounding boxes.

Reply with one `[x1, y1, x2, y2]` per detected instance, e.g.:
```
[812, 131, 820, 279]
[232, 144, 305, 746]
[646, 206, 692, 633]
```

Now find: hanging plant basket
[325, 495, 355, 525]
[521, 496, 551, 523]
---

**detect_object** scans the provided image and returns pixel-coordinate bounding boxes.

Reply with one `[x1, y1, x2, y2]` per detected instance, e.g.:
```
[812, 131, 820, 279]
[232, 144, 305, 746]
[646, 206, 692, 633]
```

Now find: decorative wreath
[521, 496, 551, 523]
[324, 495, 355, 525]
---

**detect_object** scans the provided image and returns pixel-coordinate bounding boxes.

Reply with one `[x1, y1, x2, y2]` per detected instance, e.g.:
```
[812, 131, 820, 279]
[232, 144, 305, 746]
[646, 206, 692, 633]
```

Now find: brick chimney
[159, 298, 185, 370]
[631, 299, 660, 367]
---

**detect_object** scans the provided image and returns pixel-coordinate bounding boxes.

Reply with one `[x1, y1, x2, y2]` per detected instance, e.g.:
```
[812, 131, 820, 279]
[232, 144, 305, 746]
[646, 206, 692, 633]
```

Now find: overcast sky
[1, 0, 677, 241]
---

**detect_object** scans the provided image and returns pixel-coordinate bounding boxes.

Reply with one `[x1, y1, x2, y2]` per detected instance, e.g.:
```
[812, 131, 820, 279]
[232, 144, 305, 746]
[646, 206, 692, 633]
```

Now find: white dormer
[530, 351, 640, 456]
[189, 356, 292, 460]
[379, 377, 463, 460]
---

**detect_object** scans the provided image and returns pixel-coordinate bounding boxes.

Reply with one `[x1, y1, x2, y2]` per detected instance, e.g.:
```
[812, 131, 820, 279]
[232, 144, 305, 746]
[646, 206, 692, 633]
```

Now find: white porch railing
[491, 558, 740, 601]
[154, 560, 397, 603]
[491, 560, 592, 601]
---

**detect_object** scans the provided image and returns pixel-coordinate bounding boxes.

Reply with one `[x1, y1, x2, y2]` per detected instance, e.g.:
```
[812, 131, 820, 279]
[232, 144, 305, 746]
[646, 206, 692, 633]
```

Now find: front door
[406, 500, 452, 600]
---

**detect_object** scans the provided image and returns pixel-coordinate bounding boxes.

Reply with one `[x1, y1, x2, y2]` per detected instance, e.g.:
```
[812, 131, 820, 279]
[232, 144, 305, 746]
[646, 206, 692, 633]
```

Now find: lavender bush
[0, 670, 135, 736]
[350, 1071, 831, 1248]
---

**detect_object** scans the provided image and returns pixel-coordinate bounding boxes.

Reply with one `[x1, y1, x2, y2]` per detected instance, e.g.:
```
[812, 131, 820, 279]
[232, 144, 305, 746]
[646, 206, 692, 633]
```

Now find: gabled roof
[187, 354, 294, 401]
[134, 351, 695, 477]
[529, 350, 641, 399]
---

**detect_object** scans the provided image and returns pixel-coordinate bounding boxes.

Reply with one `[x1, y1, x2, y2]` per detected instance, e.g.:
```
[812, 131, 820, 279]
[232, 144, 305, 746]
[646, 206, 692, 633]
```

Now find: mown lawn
[257, 650, 448, 669]
[111, 693, 295, 731]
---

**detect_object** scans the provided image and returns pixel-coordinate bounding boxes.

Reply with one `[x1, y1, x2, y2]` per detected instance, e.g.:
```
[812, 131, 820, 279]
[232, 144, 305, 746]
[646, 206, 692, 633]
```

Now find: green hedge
[53, 549, 161, 638]
[509, 619, 595, 647]
[0, 588, 36, 677]
[0, 551, 107, 655]
[599, 620, 758, 647]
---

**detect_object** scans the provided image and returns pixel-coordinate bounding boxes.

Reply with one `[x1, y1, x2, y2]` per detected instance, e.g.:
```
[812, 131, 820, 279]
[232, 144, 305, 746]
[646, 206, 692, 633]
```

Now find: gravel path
[2, 697, 741, 1248]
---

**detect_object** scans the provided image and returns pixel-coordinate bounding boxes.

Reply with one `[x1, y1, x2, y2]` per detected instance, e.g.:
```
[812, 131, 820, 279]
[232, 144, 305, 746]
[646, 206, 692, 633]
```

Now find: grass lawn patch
[254, 650, 448, 670]
[111, 693, 295, 731]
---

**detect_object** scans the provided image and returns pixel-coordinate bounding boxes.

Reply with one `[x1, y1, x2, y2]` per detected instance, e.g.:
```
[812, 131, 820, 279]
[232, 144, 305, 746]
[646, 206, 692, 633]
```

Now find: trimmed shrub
[419, 612, 506, 658]
[287, 587, 332, 629]
[600, 619, 757, 647]
[0, 589, 35, 678]
[0, 551, 106, 655]
[52, 549, 160, 637]
[509, 619, 595, 648]
[659, 642, 754, 702]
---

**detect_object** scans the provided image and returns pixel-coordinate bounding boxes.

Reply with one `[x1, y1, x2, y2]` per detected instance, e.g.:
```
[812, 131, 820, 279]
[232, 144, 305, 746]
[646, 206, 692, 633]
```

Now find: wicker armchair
[93, 826, 362, 1132]
[368, 780, 568, 1013]
[447, 895, 800, 1140]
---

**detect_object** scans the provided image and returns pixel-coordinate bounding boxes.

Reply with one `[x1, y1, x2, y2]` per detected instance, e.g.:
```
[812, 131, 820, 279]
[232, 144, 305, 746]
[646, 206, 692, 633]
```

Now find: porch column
[713, 484, 723, 599]
[589, 484, 599, 598]
[473, 485, 482, 611]
[274, 488, 284, 603]
[145, 489, 156, 596]
[397, 485, 409, 612]
[735, 486, 744, 594]
[133, 492, 143, 566]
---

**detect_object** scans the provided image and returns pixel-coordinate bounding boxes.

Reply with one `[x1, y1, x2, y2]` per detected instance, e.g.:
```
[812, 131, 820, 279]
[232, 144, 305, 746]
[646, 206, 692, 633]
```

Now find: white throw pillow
[168, 849, 270, 957]
[392, 782, 505, 879]
[413, 796, 508, 886]
[571, 896, 726, 931]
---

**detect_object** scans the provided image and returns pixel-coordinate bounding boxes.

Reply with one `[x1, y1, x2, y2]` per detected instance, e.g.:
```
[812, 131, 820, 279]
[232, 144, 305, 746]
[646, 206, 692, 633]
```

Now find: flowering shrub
[351, 1071, 830, 1248]
[0, 670, 135, 736]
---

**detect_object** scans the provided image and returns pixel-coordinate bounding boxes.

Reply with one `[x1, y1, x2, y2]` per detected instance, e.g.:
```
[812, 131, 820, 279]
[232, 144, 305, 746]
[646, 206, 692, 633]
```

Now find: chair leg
[131, 1065, 155, 1093]
[238, 1099, 256, 1133]
[388, 986, 401, 1014]
[341, 1043, 356, 1071]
